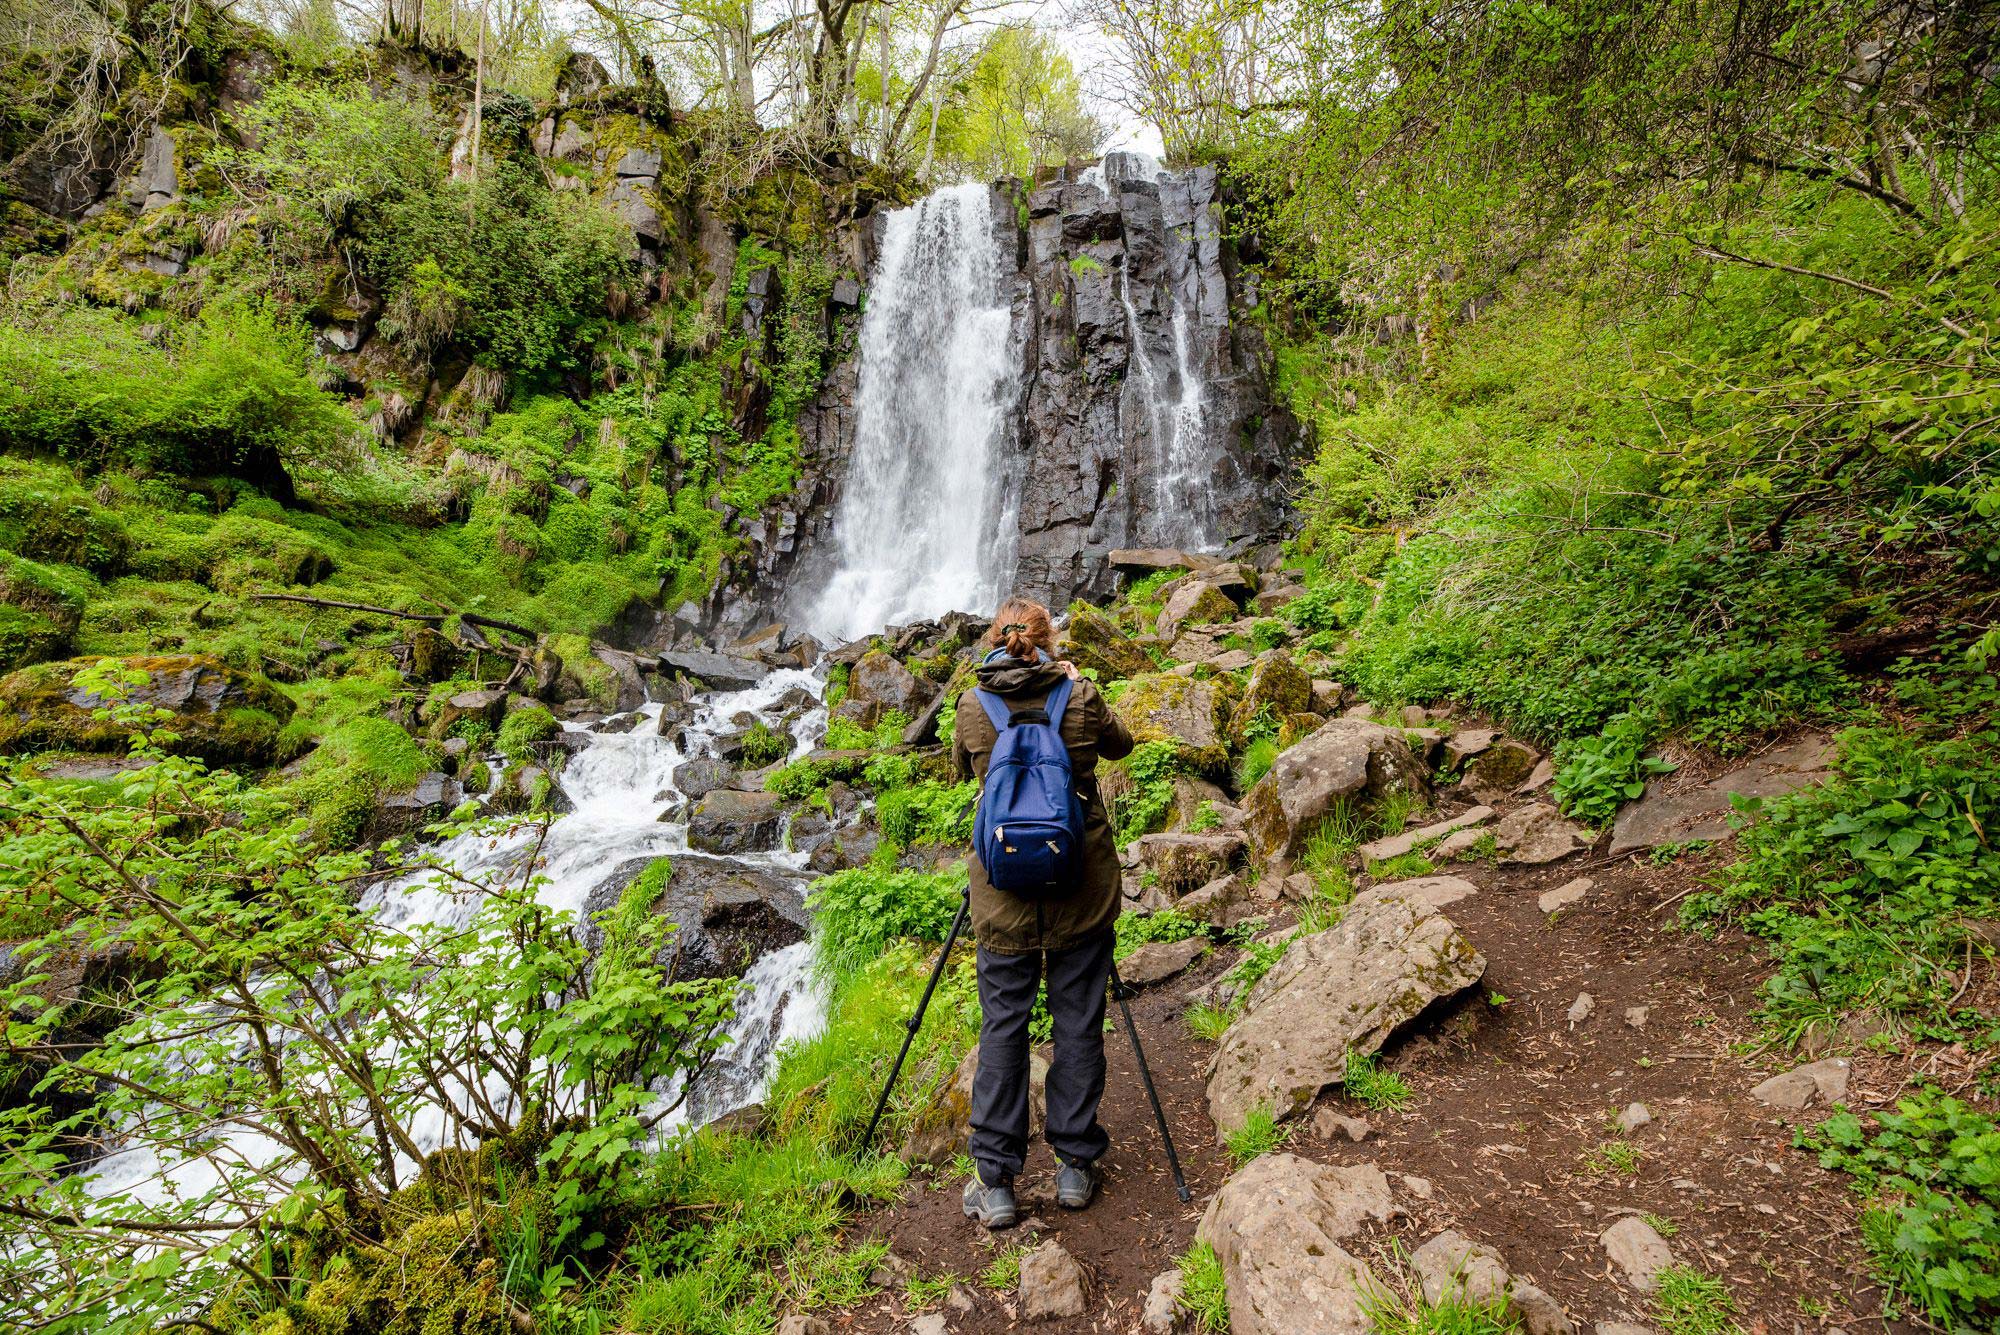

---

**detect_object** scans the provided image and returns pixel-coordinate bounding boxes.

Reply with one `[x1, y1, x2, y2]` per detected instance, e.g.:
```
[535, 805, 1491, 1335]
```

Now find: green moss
[497, 706, 559, 761]
[0, 553, 93, 669]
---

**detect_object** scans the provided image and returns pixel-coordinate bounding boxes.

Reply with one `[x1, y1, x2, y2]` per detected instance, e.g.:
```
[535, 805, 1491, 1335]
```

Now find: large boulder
[1242, 720, 1427, 870]
[657, 648, 770, 692]
[1206, 885, 1484, 1132]
[1135, 832, 1248, 897]
[846, 649, 932, 717]
[581, 854, 807, 982]
[1156, 581, 1239, 637]
[1195, 1155, 1400, 1335]
[1229, 654, 1311, 744]
[687, 789, 787, 854]
[1058, 604, 1154, 680]
[1114, 673, 1238, 772]
[0, 654, 295, 767]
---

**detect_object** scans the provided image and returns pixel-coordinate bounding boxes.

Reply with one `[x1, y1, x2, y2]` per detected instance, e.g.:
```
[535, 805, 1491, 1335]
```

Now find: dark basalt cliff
[709, 163, 1302, 640]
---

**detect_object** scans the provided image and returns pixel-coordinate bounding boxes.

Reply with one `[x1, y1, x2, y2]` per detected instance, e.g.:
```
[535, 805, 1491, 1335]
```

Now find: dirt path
[830, 776, 1910, 1334]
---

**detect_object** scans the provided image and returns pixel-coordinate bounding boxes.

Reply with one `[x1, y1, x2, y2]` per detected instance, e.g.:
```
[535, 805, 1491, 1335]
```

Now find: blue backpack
[972, 676, 1086, 898]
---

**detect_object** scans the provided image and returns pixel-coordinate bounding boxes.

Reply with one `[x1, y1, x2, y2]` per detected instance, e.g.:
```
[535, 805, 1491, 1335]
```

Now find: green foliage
[823, 709, 911, 751]
[876, 780, 979, 850]
[1174, 1241, 1231, 1334]
[1362, 1264, 1521, 1335]
[1234, 736, 1279, 791]
[932, 26, 1103, 181]
[1686, 727, 2000, 1046]
[1185, 1002, 1233, 1043]
[1112, 739, 1196, 843]
[1804, 1090, 2000, 1330]
[1583, 1140, 1644, 1176]
[1114, 908, 1204, 961]
[1651, 1266, 1744, 1335]
[1342, 1049, 1413, 1111]
[738, 720, 790, 768]
[498, 705, 561, 762]
[0, 299, 354, 484]
[1224, 1104, 1294, 1166]
[807, 860, 968, 986]
[1553, 713, 1676, 825]
[979, 1243, 1029, 1291]
[0, 668, 735, 1328]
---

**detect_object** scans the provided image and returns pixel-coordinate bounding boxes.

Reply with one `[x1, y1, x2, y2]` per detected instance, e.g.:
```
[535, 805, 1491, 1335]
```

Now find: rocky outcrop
[582, 854, 807, 983]
[0, 654, 294, 766]
[1242, 719, 1427, 869]
[1206, 885, 1484, 1132]
[1195, 1155, 1401, 1335]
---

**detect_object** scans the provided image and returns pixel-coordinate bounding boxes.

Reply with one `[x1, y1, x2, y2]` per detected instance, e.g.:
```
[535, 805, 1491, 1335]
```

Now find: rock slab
[1196, 1155, 1399, 1335]
[1599, 1216, 1675, 1292]
[1018, 1239, 1087, 1319]
[1207, 885, 1484, 1132]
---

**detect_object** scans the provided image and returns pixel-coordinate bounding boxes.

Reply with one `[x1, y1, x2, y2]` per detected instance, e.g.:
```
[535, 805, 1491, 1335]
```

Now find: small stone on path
[947, 1283, 976, 1312]
[1539, 876, 1594, 913]
[1142, 1270, 1185, 1333]
[1314, 1108, 1372, 1142]
[869, 1252, 915, 1287]
[1493, 803, 1591, 864]
[774, 1317, 829, 1335]
[1567, 992, 1596, 1025]
[1749, 1056, 1850, 1110]
[1615, 1102, 1652, 1134]
[1018, 1239, 1087, 1319]
[907, 1315, 947, 1335]
[1599, 1216, 1676, 1292]
[1398, 1173, 1433, 1199]
[1595, 1323, 1657, 1335]
[1359, 806, 1492, 862]
[1432, 826, 1487, 859]
[1119, 935, 1208, 987]
[1623, 1005, 1651, 1029]
[1517, 758, 1556, 793]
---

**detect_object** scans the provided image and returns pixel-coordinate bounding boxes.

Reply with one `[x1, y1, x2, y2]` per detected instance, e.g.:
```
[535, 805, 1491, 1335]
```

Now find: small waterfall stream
[803, 183, 1022, 641]
[79, 674, 831, 1210]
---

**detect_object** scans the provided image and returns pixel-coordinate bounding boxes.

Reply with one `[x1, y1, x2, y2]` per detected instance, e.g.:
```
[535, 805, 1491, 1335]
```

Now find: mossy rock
[0, 654, 294, 766]
[549, 632, 620, 709]
[280, 1208, 510, 1335]
[0, 555, 91, 671]
[1228, 654, 1312, 745]
[1112, 673, 1234, 774]
[1058, 604, 1153, 680]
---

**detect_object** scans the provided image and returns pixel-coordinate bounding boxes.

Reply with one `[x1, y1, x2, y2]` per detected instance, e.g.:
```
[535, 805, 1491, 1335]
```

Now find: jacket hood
[973, 655, 1070, 698]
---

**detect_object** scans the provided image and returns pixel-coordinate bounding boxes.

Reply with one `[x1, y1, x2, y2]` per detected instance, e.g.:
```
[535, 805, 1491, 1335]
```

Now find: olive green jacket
[951, 657, 1134, 954]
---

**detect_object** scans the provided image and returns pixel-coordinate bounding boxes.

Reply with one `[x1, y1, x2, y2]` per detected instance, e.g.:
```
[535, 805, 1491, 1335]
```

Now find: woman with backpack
[951, 596, 1134, 1229]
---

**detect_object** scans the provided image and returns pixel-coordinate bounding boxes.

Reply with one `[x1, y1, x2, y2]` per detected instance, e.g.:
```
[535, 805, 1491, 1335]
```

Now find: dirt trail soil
[829, 758, 1913, 1335]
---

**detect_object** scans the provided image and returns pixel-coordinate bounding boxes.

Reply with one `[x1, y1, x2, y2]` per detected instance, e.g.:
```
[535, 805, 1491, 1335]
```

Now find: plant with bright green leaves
[1361, 1252, 1521, 1335]
[1651, 1266, 1743, 1335]
[1112, 739, 1196, 843]
[1174, 1241, 1231, 1333]
[1684, 726, 2000, 1047]
[1115, 908, 1205, 961]
[1553, 712, 1676, 825]
[1234, 736, 1279, 791]
[1342, 1049, 1413, 1111]
[806, 858, 968, 986]
[1802, 1089, 2000, 1330]
[876, 781, 979, 850]
[497, 705, 561, 762]
[738, 720, 791, 768]
[0, 662, 736, 1329]
[1186, 1002, 1234, 1042]
[1224, 1104, 1295, 1166]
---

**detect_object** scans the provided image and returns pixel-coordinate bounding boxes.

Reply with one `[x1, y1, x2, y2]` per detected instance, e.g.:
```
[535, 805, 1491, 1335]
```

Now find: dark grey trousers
[969, 931, 1113, 1183]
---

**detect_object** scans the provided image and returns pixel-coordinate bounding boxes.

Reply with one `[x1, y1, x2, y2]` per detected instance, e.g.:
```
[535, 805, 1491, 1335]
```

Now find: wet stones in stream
[584, 853, 807, 983]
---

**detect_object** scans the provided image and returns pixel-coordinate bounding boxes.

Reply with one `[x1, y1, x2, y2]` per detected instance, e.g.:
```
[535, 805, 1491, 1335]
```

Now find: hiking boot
[1055, 1158, 1101, 1210]
[962, 1170, 1018, 1230]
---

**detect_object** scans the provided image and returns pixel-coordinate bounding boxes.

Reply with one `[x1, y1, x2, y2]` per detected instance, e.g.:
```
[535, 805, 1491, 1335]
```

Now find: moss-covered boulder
[1243, 719, 1427, 870]
[0, 555, 90, 671]
[848, 649, 932, 716]
[1113, 672, 1238, 773]
[0, 654, 293, 766]
[1059, 604, 1154, 680]
[1228, 653, 1312, 744]
[1154, 580, 1238, 637]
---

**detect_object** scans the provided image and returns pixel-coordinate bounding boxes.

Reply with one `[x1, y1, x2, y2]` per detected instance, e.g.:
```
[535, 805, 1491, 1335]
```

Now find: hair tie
[999, 622, 1029, 635]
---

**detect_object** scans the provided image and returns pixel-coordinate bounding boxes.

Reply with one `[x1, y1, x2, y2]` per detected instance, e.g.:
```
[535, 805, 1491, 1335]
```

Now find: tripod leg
[1108, 961, 1193, 1203]
[858, 891, 971, 1153]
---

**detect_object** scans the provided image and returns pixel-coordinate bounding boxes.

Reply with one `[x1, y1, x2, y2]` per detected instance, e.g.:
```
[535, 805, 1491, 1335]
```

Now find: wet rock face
[732, 167, 1301, 641]
[583, 854, 808, 983]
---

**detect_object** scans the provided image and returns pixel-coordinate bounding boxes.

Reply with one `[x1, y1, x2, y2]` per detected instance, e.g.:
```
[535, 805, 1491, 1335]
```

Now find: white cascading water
[1087, 151, 1221, 550]
[804, 182, 1021, 642]
[79, 673, 831, 1210]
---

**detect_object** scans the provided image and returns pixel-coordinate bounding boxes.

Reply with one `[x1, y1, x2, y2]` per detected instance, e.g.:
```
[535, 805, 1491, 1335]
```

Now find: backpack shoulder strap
[973, 687, 1013, 734]
[1044, 677, 1075, 733]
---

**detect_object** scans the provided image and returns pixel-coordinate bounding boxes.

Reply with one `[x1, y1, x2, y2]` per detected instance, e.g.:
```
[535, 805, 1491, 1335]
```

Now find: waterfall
[1090, 152, 1222, 551]
[803, 183, 1021, 642]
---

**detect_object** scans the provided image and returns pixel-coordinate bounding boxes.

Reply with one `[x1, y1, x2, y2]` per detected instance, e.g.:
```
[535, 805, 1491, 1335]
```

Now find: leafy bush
[1804, 1090, 2000, 1330]
[1686, 727, 2000, 1046]
[1112, 740, 1195, 843]
[875, 780, 978, 850]
[807, 861, 967, 986]
[738, 720, 790, 768]
[498, 705, 562, 761]
[1114, 908, 1204, 961]
[1552, 712, 1676, 825]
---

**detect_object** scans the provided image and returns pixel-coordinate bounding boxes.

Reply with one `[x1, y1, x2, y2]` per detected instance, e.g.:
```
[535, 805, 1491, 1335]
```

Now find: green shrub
[1552, 712, 1675, 825]
[1686, 727, 2000, 1046]
[497, 707, 561, 762]
[1803, 1090, 2000, 1330]
[807, 861, 967, 986]
[1115, 908, 1204, 961]
[1174, 1241, 1230, 1333]
[1111, 740, 1195, 843]
[875, 781, 978, 850]
[738, 721, 790, 768]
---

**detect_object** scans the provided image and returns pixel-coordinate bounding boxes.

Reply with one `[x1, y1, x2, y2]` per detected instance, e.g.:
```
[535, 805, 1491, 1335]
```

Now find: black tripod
[857, 891, 1193, 1203]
